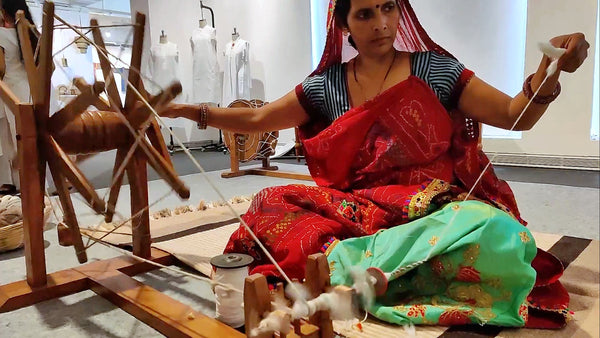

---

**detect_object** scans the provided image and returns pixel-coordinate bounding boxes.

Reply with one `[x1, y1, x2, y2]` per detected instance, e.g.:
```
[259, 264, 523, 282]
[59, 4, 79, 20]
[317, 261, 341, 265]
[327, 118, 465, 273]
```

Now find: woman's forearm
[168, 104, 266, 134]
[508, 55, 561, 131]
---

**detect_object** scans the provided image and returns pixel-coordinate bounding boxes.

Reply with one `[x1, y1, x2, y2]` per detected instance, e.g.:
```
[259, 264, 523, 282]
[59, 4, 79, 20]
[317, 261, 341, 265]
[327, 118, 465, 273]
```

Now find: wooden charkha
[221, 100, 313, 181]
[0, 3, 243, 337]
[244, 253, 352, 338]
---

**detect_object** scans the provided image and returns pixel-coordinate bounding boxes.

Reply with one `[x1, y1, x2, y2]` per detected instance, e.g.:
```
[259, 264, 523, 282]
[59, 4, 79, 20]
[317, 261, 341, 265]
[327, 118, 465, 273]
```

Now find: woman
[162, 0, 588, 329]
[0, 0, 38, 195]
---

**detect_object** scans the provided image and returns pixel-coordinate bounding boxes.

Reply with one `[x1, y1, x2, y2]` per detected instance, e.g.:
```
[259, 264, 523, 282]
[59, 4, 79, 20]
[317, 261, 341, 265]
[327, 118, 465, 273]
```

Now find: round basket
[0, 221, 24, 252]
[0, 206, 53, 253]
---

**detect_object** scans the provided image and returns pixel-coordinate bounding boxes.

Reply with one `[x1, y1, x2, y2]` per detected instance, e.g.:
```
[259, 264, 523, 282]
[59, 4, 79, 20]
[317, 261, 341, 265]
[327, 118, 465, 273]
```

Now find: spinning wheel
[223, 100, 279, 163]
[0, 3, 241, 336]
[221, 99, 312, 181]
[48, 14, 190, 264]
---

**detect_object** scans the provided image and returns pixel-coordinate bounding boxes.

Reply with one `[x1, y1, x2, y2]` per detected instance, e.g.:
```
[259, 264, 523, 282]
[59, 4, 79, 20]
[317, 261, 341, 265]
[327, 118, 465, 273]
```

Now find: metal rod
[200, 2, 215, 28]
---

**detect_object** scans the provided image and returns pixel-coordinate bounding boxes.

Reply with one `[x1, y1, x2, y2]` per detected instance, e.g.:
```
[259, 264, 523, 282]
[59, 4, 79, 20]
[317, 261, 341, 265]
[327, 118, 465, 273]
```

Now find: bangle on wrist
[523, 74, 561, 104]
[197, 103, 208, 129]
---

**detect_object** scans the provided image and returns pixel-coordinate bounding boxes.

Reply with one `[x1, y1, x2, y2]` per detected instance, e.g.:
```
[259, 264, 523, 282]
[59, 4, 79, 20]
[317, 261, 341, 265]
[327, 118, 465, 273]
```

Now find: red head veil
[312, 0, 453, 76]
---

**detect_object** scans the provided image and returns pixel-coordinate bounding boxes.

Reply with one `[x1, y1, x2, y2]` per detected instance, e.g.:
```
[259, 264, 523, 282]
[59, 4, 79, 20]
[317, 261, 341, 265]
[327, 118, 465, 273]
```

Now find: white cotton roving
[403, 321, 417, 336]
[250, 310, 291, 337]
[350, 268, 376, 310]
[313, 288, 355, 321]
[537, 41, 567, 76]
[285, 282, 312, 319]
[271, 291, 290, 312]
[285, 281, 311, 302]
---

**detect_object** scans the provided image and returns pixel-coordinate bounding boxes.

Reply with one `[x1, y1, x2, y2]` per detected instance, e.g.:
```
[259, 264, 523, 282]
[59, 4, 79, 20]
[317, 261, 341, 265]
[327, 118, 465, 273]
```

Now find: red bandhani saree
[225, 0, 570, 329]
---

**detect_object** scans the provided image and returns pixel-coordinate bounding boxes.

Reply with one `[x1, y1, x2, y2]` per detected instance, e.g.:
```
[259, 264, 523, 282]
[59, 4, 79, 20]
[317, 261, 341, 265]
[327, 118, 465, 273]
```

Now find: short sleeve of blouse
[412, 51, 474, 111]
[294, 63, 350, 122]
[295, 73, 325, 120]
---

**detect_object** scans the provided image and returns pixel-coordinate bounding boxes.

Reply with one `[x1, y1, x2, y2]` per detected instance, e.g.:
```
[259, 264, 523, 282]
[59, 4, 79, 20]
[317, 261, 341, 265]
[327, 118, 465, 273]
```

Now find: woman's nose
[373, 14, 388, 32]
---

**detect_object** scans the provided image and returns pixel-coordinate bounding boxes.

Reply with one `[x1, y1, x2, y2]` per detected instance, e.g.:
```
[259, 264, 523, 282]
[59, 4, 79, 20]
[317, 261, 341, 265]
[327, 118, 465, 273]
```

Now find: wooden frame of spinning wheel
[0, 3, 242, 337]
[244, 253, 353, 338]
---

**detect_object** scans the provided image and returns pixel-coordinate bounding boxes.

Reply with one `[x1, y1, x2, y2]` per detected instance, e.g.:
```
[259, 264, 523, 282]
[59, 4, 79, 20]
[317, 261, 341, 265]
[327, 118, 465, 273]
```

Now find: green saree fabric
[327, 200, 537, 327]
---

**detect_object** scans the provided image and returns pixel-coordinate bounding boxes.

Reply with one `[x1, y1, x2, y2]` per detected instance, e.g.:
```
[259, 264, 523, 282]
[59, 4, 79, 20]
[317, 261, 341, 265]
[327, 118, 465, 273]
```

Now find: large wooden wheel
[17, 8, 189, 264]
[0, 3, 242, 336]
[221, 99, 312, 181]
[223, 99, 278, 162]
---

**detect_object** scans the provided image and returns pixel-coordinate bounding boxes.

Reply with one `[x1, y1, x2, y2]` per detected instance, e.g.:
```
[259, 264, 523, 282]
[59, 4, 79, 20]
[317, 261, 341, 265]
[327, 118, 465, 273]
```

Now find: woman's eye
[383, 3, 395, 12]
[357, 10, 370, 20]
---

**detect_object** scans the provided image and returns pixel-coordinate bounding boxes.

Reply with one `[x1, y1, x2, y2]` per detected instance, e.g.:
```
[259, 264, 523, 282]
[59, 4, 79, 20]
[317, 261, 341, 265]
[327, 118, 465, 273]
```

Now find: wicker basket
[0, 221, 24, 252]
[0, 206, 52, 253]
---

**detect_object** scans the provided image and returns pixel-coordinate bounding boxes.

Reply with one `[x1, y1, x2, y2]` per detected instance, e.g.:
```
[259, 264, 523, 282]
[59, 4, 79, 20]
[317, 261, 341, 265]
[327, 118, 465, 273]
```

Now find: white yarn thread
[211, 266, 249, 328]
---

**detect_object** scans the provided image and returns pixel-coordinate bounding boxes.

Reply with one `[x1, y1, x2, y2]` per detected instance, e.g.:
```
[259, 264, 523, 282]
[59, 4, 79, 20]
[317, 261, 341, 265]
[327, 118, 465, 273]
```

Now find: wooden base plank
[1, 248, 242, 337]
[221, 168, 313, 181]
[0, 268, 88, 313]
[89, 270, 243, 337]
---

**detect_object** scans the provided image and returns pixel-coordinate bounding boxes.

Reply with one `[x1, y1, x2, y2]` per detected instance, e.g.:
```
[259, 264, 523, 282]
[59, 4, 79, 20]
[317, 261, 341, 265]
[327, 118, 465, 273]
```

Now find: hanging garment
[222, 38, 251, 107]
[148, 41, 184, 103]
[190, 26, 220, 104]
[0, 28, 31, 188]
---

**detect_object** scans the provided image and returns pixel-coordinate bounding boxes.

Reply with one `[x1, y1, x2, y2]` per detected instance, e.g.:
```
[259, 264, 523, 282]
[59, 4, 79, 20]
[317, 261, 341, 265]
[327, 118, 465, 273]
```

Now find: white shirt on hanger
[148, 41, 184, 103]
[190, 26, 220, 105]
[222, 38, 251, 107]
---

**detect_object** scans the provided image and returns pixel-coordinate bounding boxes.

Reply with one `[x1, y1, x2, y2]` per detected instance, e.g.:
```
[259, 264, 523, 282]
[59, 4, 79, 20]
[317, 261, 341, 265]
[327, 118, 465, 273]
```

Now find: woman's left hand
[550, 33, 590, 73]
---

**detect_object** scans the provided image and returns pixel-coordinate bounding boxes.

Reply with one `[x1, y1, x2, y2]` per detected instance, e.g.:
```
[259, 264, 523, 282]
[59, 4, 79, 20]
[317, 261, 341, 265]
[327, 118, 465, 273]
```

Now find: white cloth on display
[148, 41, 184, 103]
[0, 28, 31, 187]
[222, 38, 251, 107]
[190, 26, 220, 104]
[148, 41, 186, 129]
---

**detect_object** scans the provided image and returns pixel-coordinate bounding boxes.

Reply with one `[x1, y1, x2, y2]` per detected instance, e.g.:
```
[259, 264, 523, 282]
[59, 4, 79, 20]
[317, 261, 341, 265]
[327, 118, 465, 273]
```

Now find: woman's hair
[1, 0, 39, 63]
[333, 0, 356, 48]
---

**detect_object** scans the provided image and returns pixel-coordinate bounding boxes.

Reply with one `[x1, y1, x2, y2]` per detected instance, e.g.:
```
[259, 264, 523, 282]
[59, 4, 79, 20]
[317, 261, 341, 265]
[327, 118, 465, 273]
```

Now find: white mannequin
[223, 29, 251, 106]
[190, 18, 219, 104]
[148, 31, 181, 101]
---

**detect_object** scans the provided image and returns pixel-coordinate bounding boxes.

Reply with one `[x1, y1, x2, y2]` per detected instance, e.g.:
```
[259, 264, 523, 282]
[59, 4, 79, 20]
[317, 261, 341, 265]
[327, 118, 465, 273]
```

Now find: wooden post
[305, 254, 334, 338]
[16, 104, 47, 287]
[261, 157, 278, 171]
[128, 151, 151, 258]
[244, 274, 274, 338]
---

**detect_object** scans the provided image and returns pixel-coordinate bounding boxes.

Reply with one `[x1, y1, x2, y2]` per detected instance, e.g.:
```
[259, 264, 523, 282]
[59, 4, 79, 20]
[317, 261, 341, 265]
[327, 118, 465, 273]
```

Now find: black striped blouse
[296, 51, 471, 122]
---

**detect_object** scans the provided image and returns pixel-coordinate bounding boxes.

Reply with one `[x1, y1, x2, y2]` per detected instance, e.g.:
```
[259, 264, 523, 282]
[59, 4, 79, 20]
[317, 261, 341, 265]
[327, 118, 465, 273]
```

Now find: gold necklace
[353, 52, 397, 102]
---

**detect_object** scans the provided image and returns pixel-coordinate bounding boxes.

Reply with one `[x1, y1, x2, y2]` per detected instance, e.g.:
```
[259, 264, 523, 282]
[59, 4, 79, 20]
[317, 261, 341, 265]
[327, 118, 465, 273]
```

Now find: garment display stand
[167, 1, 228, 154]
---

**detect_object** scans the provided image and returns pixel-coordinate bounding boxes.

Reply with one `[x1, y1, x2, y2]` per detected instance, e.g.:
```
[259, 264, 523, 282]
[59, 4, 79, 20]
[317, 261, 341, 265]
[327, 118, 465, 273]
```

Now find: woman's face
[345, 0, 400, 56]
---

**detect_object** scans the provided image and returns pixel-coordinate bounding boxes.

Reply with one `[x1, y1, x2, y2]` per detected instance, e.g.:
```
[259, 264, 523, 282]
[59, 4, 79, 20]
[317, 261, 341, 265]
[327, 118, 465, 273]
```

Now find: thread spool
[210, 253, 254, 328]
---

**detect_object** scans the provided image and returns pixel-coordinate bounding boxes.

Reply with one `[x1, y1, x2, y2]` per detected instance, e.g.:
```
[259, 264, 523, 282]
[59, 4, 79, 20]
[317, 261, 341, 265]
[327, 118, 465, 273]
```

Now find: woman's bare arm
[458, 33, 589, 131]
[161, 90, 310, 133]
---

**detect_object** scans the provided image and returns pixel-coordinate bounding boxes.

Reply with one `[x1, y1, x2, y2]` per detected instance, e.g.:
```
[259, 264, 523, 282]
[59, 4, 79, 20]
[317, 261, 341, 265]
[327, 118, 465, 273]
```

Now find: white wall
[311, 0, 598, 158]
[483, 0, 598, 157]
[130, 0, 313, 144]
[410, 0, 527, 139]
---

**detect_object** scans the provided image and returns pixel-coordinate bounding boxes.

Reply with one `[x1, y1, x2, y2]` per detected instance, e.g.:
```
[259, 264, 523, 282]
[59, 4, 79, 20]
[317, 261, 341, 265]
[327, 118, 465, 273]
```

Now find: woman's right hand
[158, 103, 195, 119]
